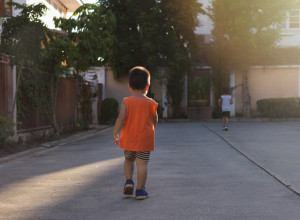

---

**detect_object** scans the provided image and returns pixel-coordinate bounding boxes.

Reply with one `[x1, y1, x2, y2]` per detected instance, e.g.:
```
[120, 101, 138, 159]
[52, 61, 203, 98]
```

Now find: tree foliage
[208, 0, 298, 116]
[209, 0, 296, 71]
[0, 3, 71, 133]
[0, 3, 50, 126]
[54, 4, 116, 72]
[0, 3, 48, 68]
[54, 4, 116, 124]
[98, 0, 203, 116]
[98, 0, 203, 75]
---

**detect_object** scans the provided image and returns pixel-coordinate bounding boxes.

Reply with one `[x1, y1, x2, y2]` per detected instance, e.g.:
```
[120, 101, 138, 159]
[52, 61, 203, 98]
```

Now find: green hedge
[257, 98, 300, 118]
[0, 116, 14, 146]
[100, 98, 119, 124]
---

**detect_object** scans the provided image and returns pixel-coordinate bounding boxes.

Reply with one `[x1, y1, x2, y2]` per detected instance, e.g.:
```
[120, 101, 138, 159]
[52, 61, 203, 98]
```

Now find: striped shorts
[124, 150, 151, 161]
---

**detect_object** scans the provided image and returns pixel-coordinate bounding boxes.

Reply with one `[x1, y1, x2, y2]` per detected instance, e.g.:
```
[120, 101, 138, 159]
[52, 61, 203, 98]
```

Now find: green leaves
[54, 3, 116, 72]
[6, 2, 47, 21]
[257, 98, 300, 118]
[98, 0, 203, 77]
[0, 3, 48, 68]
[208, 0, 298, 102]
[209, 0, 296, 71]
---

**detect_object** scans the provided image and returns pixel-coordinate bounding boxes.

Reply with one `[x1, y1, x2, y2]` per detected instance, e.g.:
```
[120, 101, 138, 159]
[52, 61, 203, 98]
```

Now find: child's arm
[218, 98, 222, 108]
[153, 111, 158, 126]
[113, 100, 127, 144]
[230, 97, 233, 104]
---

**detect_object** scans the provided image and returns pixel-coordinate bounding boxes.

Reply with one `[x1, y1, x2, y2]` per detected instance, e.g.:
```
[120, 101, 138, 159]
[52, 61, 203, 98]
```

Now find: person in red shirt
[113, 66, 158, 200]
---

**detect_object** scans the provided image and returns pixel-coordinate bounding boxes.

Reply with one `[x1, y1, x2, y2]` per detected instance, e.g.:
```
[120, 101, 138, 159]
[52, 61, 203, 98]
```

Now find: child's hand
[113, 133, 120, 145]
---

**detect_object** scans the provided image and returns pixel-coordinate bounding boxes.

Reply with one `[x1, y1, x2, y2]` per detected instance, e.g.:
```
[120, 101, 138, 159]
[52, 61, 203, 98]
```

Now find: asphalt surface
[0, 122, 300, 220]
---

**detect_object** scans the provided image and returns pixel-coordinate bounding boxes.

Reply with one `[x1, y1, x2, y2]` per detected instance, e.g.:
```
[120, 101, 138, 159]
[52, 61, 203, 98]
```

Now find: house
[0, 0, 81, 29]
[195, 0, 300, 117]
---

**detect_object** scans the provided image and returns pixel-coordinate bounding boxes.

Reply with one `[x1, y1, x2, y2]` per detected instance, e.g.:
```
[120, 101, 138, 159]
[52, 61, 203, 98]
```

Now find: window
[0, 0, 12, 17]
[281, 10, 300, 30]
[289, 10, 300, 29]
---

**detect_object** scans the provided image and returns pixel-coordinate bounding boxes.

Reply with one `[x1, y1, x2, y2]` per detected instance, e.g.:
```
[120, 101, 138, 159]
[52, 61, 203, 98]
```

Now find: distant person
[113, 66, 158, 200]
[218, 87, 233, 131]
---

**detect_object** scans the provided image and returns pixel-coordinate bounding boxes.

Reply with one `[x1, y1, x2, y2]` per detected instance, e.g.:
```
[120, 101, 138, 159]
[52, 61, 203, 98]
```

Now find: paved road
[0, 122, 300, 220]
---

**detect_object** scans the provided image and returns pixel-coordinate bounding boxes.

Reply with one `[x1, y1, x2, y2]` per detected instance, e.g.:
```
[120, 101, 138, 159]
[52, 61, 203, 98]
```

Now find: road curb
[159, 117, 300, 123]
[41, 125, 112, 148]
[0, 125, 112, 163]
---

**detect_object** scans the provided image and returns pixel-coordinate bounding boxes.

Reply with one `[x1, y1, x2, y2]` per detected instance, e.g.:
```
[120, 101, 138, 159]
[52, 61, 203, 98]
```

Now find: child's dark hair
[129, 66, 150, 90]
[223, 87, 230, 94]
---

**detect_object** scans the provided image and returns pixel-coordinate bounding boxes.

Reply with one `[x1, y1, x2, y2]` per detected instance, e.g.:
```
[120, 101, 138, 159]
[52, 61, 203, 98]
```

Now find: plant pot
[189, 99, 208, 107]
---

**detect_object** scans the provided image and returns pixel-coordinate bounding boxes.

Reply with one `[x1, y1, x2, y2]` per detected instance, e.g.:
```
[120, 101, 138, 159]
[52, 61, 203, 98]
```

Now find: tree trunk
[243, 69, 251, 118]
[10, 65, 23, 121]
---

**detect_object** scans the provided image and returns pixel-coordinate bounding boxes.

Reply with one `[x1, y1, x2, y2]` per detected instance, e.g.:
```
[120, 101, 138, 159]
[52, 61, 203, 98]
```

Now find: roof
[59, 0, 82, 12]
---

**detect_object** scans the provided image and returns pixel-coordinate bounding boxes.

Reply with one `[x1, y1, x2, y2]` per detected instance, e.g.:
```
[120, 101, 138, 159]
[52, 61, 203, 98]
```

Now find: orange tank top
[119, 96, 158, 152]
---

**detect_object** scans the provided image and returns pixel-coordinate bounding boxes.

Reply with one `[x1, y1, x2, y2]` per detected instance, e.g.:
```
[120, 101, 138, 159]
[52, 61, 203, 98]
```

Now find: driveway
[0, 122, 299, 220]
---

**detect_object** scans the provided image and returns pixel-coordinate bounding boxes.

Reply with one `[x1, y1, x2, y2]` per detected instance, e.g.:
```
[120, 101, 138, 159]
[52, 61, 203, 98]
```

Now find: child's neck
[132, 90, 148, 98]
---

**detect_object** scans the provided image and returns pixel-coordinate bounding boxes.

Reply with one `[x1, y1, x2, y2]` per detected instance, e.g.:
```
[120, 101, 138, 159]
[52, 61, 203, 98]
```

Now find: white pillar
[91, 79, 98, 124]
[210, 68, 213, 107]
[99, 67, 106, 100]
[161, 68, 168, 118]
[298, 67, 300, 98]
[184, 73, 188, 110]
[230, 72, 235, 117]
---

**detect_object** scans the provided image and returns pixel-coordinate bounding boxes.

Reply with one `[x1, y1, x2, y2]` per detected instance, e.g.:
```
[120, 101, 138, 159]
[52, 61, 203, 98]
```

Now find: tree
[54, 3, 116, 125]
[98, 0, 204, 117]
[208, 0, 297, 117]
[0, 3, 72, 135]
[0, 3, 48, 121]
[40, 33, 71, 134]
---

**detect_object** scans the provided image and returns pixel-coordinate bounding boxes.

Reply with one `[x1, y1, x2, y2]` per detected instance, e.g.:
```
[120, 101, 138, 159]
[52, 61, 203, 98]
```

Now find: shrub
[257, 98, 300, 118]
[100, 98, 119, 124]
[0, 116, 14, 146]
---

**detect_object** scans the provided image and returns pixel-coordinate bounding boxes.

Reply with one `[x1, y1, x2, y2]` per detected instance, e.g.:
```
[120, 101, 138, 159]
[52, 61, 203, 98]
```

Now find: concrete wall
[234, 66, 300, 115]
[104, 68, 164, 114]
[12, 0, 65, 29]
[105, 68, 131, 109]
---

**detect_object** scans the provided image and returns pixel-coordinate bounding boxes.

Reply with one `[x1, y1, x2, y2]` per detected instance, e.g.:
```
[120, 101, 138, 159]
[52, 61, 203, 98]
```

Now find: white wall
[195, 1, 300, 48]
[12, 0, 64, 29]
[195, 0, 213, 36]
[279, 31, 300, 48]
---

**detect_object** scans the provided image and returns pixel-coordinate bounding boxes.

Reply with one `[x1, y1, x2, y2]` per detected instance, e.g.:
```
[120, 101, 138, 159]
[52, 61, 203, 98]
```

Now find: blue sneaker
[123, 179, 134, 195]
[135, 189, 149, 200]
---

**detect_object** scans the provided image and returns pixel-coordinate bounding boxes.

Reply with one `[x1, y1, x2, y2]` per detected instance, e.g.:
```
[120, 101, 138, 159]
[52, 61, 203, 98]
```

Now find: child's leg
[136, 158, 148, 189]
[124, 158, 135, 180]
[222, 116, 226, 126]
[135, 151, 150, 190]
[225, 116, 229, 126]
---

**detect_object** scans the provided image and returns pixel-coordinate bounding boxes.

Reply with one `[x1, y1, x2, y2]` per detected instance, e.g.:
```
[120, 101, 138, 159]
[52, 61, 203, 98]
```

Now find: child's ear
[145, 84, 150, 91]
[128, 84, 133, 92]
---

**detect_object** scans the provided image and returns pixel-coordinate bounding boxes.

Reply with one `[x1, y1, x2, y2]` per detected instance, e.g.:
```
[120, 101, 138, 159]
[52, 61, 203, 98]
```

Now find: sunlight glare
[0, 157, 123, 217]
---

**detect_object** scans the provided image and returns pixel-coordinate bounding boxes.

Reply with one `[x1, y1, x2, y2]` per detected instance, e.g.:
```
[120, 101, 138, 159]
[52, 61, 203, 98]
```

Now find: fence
[17, 78, 77, 130]
[0, 54, 13, 117]
[0, 54, 103, 141]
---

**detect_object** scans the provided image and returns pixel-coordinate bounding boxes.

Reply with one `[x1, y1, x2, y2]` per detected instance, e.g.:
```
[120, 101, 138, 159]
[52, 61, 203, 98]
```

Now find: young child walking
[113, 66, 158, 200]
[218, 87, 233, 131]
